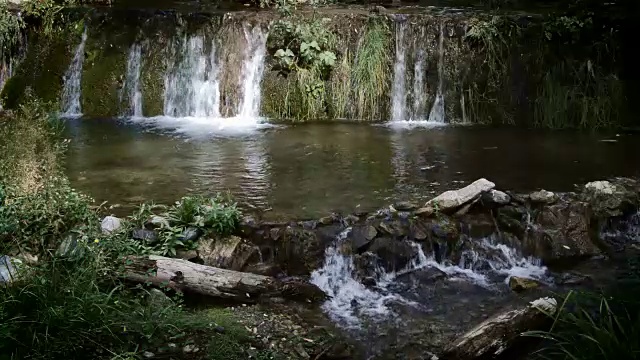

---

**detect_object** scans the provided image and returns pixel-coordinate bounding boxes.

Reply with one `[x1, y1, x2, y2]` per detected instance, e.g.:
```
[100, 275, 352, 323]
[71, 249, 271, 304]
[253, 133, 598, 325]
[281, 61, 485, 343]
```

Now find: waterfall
[427, 22, 446, 123]
[163, 34, 221, 118]
[411, 32, 427, 121]
[237, 25, 267, 119]
[61, 28, 88, 117]
[390, 19, 407, 122]
[311, 230, 549, 327]
[121, 42, 144, 117]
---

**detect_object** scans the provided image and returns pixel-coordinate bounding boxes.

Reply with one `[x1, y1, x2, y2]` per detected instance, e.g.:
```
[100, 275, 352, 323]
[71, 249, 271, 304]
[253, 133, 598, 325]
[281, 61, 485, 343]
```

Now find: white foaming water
[387, 120, 448, 130]
[237, 25, 267, 118]
[61, 28, 88, 117]
[427, 22, 446, 124]
[312, 232, 549, 326]
[131, 115, 273, 137]
[310, 228, 409, 326]
[164, 34, 221, 118]
[390, 19, 407, 122]
[120, 42, 144, 117]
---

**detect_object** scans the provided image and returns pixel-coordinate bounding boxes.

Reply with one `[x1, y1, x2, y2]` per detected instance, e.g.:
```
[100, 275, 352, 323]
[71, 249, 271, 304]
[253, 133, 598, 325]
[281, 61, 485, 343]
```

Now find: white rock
[426, 178, 495, 211]
[529, 189, 556, 204]
[101, 216, 122, 234]
[585, 180, 616, 195]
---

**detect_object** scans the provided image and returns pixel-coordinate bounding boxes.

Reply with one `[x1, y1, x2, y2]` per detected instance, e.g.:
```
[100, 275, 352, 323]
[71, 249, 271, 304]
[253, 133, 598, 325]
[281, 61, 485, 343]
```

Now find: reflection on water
[64, 119, 640, 219]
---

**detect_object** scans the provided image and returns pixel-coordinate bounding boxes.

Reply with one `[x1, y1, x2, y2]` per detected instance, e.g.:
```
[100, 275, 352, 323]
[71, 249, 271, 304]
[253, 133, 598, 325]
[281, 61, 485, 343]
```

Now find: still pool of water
[64, 118, 640, 219]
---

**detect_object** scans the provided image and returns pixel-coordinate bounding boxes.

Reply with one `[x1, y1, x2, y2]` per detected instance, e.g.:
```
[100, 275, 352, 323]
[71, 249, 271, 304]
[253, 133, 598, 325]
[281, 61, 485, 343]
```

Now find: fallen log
[440, 297, 557, 360]
[123, 255, 326, 303]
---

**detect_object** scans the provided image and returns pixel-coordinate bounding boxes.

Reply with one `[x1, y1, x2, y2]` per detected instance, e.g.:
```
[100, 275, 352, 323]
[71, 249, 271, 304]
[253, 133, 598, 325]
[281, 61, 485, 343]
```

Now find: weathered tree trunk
[124, 255, 326, 303]
[440, 297, 557, 360]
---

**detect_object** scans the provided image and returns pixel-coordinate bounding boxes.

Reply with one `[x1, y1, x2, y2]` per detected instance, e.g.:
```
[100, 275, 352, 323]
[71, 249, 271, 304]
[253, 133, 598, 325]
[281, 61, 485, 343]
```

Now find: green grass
[534, 61, 624, 130]
[351, 18, 392, 121]
[525, 290, 640, 360]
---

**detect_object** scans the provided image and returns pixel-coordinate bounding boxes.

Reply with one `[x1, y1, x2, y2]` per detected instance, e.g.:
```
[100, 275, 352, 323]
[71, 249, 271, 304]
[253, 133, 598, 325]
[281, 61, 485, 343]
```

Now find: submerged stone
[508, 276, 540, 292]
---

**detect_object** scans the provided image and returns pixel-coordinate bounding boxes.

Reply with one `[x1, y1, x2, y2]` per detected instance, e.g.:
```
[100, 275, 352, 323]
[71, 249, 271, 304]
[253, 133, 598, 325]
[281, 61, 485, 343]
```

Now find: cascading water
[120, 42, 144, 117]
[390, 19, 407, 122]
[427, 22, 446, 124]
[311, 230, 549, 327]
[411, 28, 427, 121]
[135, 24, 269, 135]
[163, 34, 221, 118]
[237, 24, 267, 119]
[61, 27, 88, 117]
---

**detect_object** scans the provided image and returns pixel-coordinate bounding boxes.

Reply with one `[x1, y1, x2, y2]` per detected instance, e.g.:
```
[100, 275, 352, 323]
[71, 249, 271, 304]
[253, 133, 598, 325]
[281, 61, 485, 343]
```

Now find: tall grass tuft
[328, 48, 352, 119]
[351, 18, 391, 121]
[534, 61, 624, 130]
[525, 290, 640, 360]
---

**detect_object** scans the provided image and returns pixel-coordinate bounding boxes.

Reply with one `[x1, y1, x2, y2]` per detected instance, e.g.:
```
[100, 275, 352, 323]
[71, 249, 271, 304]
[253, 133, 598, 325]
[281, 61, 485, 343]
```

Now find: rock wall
[0, 5, 627, 127]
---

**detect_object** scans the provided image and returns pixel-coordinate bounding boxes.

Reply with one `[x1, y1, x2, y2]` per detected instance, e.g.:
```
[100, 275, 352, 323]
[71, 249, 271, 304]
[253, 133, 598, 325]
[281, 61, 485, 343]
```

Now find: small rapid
[311, 231, 549, 327]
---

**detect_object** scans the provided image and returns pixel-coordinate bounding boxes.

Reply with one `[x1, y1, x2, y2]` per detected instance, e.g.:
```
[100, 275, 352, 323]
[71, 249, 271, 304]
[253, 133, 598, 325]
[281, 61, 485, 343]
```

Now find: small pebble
[214, 325, 225, 333]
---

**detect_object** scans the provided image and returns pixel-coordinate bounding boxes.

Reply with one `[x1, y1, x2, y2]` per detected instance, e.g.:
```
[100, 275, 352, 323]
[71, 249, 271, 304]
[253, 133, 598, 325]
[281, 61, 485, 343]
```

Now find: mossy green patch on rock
[1, 31, 72, 109]
[80, 26, 131, 117]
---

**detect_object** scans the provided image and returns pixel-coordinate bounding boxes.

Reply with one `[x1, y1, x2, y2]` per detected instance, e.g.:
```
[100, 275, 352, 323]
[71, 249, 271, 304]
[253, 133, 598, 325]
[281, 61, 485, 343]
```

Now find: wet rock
[197, 236, 260, 271]
[415, 206, 435, 217]
[529, 189, 557, 204]
[428, 217, 460, 243]
[496, 205, 529, 237]
[558, 272, 592, 285]
[214, 325, 225, 333]
[319, 214, 339, 225]
[350, 224, 378, 251]
[583, 180, 638, 218]
[269, 227, 281, 241]
[353, 252, 380, 279]
[368, 238, 418, 271]
[181, 227, 203, 242]
[300, 220, 318, 230]
[143, 351, 155, 358]
[132, 229, 158, 244]
[101, 216, 122, 234]
[459, 213, 496, 239]
[481, 189, 511, 206]
[362, 276, 377, 286]
[529, 201, 601, 263]
[376, 218, 409, 237]
[175, 249, 198, 260]
[425, 178, 495, 213]
[509, 276, 540, 292]
[394, 201, 418, 211]
[409, 220, 429, 241]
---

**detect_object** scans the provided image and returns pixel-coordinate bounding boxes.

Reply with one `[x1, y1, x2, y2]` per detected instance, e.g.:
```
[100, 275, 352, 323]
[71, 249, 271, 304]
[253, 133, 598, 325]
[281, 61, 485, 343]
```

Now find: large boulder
[423, 178, 495, 214]
[197, 236, 260, 271]
[101, 216, 122, 234]
[583, 180, 638, 218]
[527, 201, 601, 263]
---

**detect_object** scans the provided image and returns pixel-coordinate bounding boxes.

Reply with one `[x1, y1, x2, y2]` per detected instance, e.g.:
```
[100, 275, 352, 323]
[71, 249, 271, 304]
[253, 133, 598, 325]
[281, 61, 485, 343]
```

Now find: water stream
[61, 28, 88, 117]
[121, 42, 144, 117]
[390, 19, 408, 123]
[427, 22, 446, 124]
